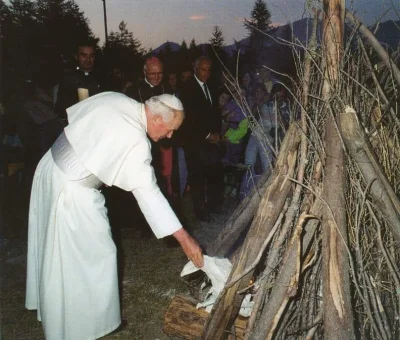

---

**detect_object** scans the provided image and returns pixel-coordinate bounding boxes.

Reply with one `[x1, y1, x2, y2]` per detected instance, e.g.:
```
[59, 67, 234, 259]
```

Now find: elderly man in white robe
[25, 92, 204, 340]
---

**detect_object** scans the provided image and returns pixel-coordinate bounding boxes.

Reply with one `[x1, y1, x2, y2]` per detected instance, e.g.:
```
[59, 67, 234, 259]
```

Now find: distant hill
[151, 17, 399, 67]
[151, 41, 180, 54]
[373, 20, 400, 51]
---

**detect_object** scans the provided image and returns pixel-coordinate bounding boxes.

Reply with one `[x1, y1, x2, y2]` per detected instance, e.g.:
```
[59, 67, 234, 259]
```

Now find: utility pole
[101, 0, 108, 44]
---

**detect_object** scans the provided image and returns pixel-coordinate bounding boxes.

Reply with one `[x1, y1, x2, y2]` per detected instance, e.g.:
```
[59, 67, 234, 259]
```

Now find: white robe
[26, 92, 182, 340]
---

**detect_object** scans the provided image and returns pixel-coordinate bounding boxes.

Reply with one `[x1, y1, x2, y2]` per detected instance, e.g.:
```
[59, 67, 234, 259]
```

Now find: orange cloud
[189, 15, 206, 20]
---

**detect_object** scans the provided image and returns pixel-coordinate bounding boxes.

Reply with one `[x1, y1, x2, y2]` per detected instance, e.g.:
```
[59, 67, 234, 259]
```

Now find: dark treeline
[0, 0, 292, 100]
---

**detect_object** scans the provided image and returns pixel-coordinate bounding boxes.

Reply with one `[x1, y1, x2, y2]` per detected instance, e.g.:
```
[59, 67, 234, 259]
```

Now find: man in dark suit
[179, 56, 224, 221]
[55, 41, 103, 124]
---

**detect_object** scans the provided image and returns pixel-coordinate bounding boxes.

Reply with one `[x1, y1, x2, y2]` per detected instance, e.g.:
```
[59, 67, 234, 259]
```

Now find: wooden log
[202, 123, 301, 340]
[339, 106, 400, 244]
[322, 117, 356, 340]
[163, 294, 247, 340]
[321, 1, 356, 338]
[250, 201, 323, 340]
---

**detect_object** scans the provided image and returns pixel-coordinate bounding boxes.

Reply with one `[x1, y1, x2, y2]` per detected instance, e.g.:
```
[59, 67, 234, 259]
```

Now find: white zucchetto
[157, 94, 183, 111]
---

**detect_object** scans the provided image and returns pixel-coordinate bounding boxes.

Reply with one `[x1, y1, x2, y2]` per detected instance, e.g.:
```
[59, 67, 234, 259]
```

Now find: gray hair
[145, 96, 183, 122]
[194, 56, 212, 69]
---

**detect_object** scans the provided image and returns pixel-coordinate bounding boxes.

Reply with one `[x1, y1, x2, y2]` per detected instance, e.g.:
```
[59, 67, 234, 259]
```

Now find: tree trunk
[321, 1, 356, 339]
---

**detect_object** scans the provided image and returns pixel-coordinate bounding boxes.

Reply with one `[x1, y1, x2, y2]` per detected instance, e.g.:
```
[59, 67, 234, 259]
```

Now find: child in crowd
[219, 90, 249, 166]
[244, 83, 278, 174]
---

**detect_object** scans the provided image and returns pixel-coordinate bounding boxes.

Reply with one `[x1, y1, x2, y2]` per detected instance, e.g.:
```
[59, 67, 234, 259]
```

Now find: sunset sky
[74, 0, 399, 49]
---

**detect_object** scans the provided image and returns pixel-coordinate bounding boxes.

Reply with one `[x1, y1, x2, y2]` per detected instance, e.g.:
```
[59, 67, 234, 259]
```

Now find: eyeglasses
[147, 72, 163, 77]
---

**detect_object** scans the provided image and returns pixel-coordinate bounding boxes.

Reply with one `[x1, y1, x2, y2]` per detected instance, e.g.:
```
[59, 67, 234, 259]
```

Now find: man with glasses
[126, 57, 171, 102]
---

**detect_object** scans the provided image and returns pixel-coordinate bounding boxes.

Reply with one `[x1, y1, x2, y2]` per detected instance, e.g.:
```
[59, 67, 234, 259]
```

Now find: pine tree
[180, 39, 188, 51]
[107, 21, 143, 55]
[4, 0, 96, 84]
[189, 38, 197, 50]
[209, 25, 225, 48]
[244, 0, 271, 49]
[103, 20, 145, 77]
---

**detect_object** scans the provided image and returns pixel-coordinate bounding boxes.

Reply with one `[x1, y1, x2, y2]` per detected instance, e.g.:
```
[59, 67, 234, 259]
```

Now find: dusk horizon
[74, 0, 400, 50]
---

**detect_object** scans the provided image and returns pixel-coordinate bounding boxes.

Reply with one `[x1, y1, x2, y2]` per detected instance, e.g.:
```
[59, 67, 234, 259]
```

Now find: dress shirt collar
[194, 74, 205, 87]
[194, 75, 212, 103]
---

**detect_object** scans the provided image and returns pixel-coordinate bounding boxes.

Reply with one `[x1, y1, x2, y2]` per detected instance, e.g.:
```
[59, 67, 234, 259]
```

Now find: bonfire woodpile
[164, 0, 400, 338]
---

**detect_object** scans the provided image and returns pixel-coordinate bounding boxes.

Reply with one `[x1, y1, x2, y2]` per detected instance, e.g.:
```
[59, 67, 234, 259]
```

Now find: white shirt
[195, 75, 212, 104]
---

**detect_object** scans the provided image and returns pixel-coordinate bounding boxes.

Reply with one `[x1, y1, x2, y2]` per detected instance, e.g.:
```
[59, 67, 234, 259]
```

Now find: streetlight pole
[101, 0, 108, 45]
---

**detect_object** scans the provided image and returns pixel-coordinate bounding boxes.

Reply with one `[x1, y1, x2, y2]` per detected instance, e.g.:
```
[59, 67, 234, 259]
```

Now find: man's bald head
[144, 57, 164, 87]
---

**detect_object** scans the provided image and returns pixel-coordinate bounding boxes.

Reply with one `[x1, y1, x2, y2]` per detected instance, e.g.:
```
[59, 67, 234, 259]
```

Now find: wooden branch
[244, 201, 291, 339]
[346, 10, 400, 88]
[358, 37, 400, 130]
[225, 209, 283, 288]
[201, 123, 301, 340]
[249, 201, 323, 340]
[339, 107, 400, 244]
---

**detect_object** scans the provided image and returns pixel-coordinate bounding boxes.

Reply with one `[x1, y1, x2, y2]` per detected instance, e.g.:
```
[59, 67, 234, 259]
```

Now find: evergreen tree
[3, 0, 95, 85]
[189, 38, 197, 50]
[102, 20, 145, 78]
[188, 37, 201, 63]
[244, 0, 271, 49]
[209, 25, 225, 48]
[36, 0, 97, 57]
[207, 26, 229, 80]
[107, 21, 143, 54]
[180, 39, 188, 51]
[178, 39, 192, 70]
[244, 0, 271, 35]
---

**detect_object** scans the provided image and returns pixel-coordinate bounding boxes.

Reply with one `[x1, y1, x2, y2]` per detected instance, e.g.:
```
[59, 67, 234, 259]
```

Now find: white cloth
[26, 92, 182, 340]
[181, 256, 254, 316]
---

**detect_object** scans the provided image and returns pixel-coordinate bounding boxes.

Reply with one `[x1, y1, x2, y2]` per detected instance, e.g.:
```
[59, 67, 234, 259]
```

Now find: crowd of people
[2, 39, 293, 340]
[14, 40, 293, 222]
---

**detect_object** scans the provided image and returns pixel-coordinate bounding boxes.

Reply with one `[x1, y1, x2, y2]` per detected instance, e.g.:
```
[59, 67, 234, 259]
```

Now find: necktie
[203, 83, 211, 104]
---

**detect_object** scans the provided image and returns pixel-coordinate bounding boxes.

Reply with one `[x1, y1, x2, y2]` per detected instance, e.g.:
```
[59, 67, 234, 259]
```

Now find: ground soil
[0, 179, 237, 340]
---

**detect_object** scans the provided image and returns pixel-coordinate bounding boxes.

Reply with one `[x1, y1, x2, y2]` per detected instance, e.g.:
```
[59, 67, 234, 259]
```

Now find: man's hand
[206, 132, 220, 144]
[173, 228, 204, 268]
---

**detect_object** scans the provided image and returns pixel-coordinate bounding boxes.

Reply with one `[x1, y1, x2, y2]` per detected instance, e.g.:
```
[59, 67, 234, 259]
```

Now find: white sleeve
[112, 135, 182, 238]
[132, 187, 182, 239]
